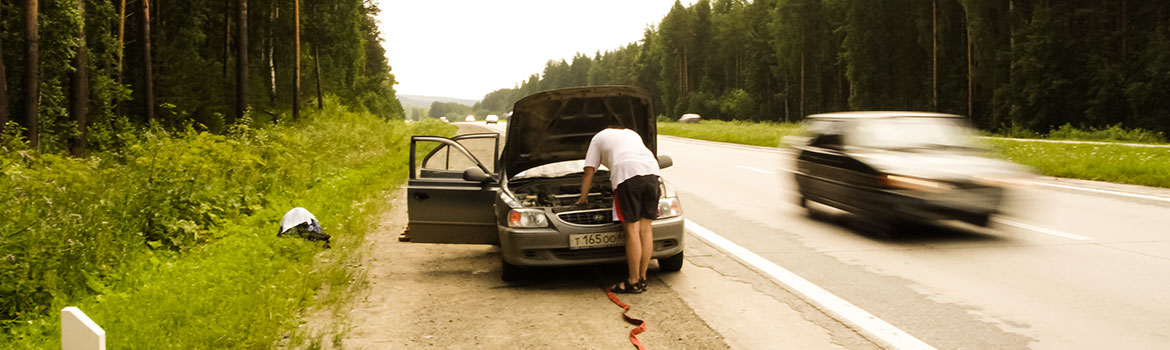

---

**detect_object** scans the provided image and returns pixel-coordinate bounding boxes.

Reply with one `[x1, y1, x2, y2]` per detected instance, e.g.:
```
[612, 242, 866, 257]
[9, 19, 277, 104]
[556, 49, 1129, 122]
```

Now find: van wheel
[658, 252, 684, 272]
[500, 258, 525, 281]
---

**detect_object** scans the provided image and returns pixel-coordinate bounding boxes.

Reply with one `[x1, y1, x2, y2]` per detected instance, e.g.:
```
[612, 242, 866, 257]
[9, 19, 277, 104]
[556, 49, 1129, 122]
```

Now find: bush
[1047, 123, 1167, 143]
[0, 103, 455, 348]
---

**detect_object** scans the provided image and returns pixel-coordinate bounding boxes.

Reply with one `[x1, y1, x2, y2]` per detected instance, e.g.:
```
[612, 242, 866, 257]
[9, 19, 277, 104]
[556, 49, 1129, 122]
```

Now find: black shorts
[614, 175, 661, 222]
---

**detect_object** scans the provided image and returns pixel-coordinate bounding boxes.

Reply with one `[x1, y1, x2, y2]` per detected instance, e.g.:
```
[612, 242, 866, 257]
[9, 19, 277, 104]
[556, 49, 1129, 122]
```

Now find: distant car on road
[791, 111, 1023, 235]
[404, 86, 685, 280]
[439, 116, 449, 122]
[465, 115, 476, 122]
[485, 114, 499, 124]
[679, 113, 702, 123]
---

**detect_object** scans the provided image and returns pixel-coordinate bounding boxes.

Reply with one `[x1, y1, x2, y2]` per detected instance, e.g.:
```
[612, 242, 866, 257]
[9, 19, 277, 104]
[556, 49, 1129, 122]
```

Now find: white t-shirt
[584, 128, 660, 189]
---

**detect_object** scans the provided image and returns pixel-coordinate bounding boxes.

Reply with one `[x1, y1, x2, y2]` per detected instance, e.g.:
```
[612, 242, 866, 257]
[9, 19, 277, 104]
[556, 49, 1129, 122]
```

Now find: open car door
[406, 133, 500, 244]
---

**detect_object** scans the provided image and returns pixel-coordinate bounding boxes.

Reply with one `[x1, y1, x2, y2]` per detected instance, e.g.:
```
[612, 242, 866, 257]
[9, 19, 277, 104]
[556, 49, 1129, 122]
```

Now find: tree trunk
[966, 26, 974, 119]
[117, 0, 126, 82]
[142, 0, 155, 121]
[932, 0, 939, 111]
[69, 0, 89, 157]
[266, 1, 276, 104]
[223, 0, 230, 80]
[24, 0, 40, 150]
[314, 45, 323, 109]
[0, 18, 9, 130]
[236, 0, 248, 121]
[292, 0, 300, 121]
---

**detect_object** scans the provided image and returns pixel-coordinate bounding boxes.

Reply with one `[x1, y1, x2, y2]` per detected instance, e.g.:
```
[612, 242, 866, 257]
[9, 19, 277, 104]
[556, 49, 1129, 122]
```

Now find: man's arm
[575, 166, 597, 205]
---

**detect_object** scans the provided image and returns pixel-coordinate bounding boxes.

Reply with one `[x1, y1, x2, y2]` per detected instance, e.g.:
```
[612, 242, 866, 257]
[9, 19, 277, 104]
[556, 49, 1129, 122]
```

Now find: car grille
[557, 209, 613, 225]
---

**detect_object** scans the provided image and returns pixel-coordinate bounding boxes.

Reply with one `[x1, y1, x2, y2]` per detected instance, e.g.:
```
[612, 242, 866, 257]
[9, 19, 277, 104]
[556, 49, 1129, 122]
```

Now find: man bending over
[576, 124, 661, 293]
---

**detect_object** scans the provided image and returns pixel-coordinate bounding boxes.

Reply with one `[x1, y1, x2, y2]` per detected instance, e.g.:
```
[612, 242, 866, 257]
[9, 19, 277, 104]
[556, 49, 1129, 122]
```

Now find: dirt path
[309, 187, 728, 349]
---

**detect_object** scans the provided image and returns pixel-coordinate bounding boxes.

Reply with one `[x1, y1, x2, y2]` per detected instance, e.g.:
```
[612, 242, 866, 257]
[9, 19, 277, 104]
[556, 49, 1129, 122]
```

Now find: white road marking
[1016, 180, 1170, 204]
[685, 219, 937, 350]
[991, 218, 1093, 241]
[737, 165, 776, 175]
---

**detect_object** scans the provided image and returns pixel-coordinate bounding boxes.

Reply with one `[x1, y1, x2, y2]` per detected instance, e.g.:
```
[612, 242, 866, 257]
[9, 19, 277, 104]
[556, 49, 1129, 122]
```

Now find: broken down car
[404, 86, 685, 281]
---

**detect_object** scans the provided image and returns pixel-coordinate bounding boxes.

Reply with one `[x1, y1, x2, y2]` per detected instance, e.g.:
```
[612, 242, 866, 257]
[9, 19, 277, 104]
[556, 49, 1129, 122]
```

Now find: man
[575, 124, 661, 294]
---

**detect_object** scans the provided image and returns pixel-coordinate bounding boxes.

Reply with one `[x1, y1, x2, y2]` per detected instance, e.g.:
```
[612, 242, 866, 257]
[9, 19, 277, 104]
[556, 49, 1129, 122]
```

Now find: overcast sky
[375, 0, 695, 101]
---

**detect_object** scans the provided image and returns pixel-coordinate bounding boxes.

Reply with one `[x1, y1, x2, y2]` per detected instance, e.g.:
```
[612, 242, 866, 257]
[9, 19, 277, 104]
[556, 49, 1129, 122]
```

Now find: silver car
[404, 86, 685, 280]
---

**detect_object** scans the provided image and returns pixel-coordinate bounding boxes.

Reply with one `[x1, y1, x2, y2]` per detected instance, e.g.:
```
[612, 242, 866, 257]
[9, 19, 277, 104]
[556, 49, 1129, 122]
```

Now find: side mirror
[657, 154, 674, 169]
[462, 166, 493, 182]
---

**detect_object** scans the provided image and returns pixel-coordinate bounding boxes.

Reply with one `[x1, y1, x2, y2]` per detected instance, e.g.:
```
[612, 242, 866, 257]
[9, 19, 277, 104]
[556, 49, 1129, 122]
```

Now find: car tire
[658, 252, 684, 272]
[500, 258, 525, 281]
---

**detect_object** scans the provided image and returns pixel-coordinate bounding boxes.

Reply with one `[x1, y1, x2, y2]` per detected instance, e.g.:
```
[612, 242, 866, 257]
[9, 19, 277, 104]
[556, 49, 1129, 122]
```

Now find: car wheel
[658, 252, 684, 272]
[500, 258, 525, 281]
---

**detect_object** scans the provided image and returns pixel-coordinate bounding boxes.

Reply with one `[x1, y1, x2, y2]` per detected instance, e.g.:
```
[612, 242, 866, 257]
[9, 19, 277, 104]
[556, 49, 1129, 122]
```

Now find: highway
[474, 122, 1170, 349]
[656, 134, 1170, 349]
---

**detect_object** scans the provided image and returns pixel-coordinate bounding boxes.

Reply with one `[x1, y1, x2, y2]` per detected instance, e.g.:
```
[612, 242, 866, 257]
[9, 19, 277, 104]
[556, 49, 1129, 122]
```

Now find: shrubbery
[0, 99, 454, 348]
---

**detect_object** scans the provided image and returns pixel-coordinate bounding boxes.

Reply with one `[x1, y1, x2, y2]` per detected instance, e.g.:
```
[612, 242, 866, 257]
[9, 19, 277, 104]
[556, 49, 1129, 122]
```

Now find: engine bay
[509, 177, 613, 213]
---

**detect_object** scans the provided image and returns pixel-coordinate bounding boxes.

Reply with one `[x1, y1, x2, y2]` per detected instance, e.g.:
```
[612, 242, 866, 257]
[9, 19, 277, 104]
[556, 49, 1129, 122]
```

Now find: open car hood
[502, 86, 656, 179]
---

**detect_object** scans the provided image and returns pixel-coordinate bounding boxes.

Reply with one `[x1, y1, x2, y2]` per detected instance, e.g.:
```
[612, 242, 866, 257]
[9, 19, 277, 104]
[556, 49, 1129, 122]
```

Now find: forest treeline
[0, 0, 403, 156]
[477, 0, 1170, 134]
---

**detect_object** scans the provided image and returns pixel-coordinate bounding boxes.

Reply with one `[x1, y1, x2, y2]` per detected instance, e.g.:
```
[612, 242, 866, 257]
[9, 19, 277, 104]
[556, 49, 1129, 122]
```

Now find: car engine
[510, 178, 613, 212]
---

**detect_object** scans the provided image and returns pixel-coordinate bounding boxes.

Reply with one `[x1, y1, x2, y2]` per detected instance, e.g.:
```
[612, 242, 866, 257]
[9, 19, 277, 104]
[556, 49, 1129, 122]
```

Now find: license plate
[568, 232, 626, 250]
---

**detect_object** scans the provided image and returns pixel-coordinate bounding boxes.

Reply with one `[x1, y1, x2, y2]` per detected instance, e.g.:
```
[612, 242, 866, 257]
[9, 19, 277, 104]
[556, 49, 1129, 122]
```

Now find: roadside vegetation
[657, 120, 802, 148]
[658, 120, 1170, 189]
[0, 102, 455, 349]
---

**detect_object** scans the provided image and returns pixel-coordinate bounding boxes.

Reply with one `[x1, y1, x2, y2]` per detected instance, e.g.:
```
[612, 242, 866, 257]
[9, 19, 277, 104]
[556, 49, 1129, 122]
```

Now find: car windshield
[512, 160, 608, 179]
[846, 117, 973, 150]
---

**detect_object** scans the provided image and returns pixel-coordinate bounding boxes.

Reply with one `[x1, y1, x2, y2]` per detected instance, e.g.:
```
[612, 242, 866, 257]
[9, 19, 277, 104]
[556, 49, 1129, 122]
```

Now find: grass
[657, 120, 804, 148]
[0, 100, 456, 349]
[983, 139, 1170, 188]
[658, 120, 1170, 189]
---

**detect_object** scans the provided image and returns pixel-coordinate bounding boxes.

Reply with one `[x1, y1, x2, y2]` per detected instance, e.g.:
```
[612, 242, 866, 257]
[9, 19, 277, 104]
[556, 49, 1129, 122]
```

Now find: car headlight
[657, 197, 682, 219]
[880, 174, 952, 193]
[507, 209, 549, 228]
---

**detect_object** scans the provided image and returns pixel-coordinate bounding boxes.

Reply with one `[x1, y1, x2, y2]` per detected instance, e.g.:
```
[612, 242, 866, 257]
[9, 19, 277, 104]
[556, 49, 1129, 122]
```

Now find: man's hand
[577, 166, 597, 206]
[574, 194, 588, 206]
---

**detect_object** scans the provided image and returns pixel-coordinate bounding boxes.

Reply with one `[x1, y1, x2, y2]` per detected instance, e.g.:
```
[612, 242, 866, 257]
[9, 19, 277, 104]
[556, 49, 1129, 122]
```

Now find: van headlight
[657, 197, 682, 219]
[507, 209, 549, 228]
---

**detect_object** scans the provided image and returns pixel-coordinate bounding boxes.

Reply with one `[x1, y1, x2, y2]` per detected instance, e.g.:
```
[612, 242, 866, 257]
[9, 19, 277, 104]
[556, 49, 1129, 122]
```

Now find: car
[679, 113, 702, 123]
[404, 86, 685, 280]
[791, 111, 1023, 235]
[485, 114, 499, 124]
[465, 115, 477, 122]
[439, 116, 449, 122]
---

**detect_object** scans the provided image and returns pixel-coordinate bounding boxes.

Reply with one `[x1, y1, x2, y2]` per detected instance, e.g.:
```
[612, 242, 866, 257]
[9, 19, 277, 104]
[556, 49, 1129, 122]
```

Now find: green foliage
[1046, 123, 1166, 144]
[986, 139, 1170, 188]
[0, 107, 455, 348]
[657, 120, 803, 148]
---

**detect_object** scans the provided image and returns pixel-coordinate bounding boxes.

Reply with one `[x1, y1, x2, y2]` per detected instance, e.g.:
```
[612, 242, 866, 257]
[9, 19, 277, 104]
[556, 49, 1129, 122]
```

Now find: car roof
[806, 111, 961, 120]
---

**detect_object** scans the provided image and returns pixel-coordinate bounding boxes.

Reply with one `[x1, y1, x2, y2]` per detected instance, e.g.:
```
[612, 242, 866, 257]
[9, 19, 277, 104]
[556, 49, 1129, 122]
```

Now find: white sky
[375, 0, 695, 101]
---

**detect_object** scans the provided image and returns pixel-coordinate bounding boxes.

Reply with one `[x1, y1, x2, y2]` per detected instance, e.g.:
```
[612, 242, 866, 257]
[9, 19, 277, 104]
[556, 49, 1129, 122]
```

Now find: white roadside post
[61, 307, 105, 350]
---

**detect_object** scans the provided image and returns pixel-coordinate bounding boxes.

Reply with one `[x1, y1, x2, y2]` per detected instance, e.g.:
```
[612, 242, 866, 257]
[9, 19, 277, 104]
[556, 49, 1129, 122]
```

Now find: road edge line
[684, 219, 937, 350]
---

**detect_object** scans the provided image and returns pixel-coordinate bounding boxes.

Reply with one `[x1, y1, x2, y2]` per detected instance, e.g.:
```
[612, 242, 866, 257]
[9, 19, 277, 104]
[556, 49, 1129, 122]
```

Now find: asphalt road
[654, 135, 1170, 350]
[468, 121, 1170, 349]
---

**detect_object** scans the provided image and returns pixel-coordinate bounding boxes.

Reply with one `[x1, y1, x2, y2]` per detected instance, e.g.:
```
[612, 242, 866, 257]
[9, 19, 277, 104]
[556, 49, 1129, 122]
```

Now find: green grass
[658, 120, 1170, 189]
[0, 99, 456, 349]
[983, 139, 1170, 188]
[657, 120, 804, 148]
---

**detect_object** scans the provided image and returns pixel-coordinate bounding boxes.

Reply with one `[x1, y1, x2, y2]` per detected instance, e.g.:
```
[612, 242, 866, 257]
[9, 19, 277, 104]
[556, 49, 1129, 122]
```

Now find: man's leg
[622, 221, 642, 286]
[637, 218, 653, 281]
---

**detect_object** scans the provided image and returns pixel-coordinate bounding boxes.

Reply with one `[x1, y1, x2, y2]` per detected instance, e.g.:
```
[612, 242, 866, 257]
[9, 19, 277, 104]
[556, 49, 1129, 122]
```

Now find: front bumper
[868, 186, 1004, 225]
[498, 214, 685, 267]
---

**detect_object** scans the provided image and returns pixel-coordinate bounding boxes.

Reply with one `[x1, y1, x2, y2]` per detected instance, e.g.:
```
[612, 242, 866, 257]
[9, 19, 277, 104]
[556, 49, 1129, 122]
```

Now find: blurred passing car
[465, 115, 477, 122]
[791, 112, 1023, 234]
[485, 114, 499, 124]
[679, 113, 702, 123]
[404, 86, 685, 280]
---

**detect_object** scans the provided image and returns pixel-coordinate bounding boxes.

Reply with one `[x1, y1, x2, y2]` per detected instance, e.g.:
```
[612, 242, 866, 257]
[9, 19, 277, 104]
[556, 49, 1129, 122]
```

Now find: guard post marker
[61, 307, 105, 350]
[603, 286, 647, 350]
